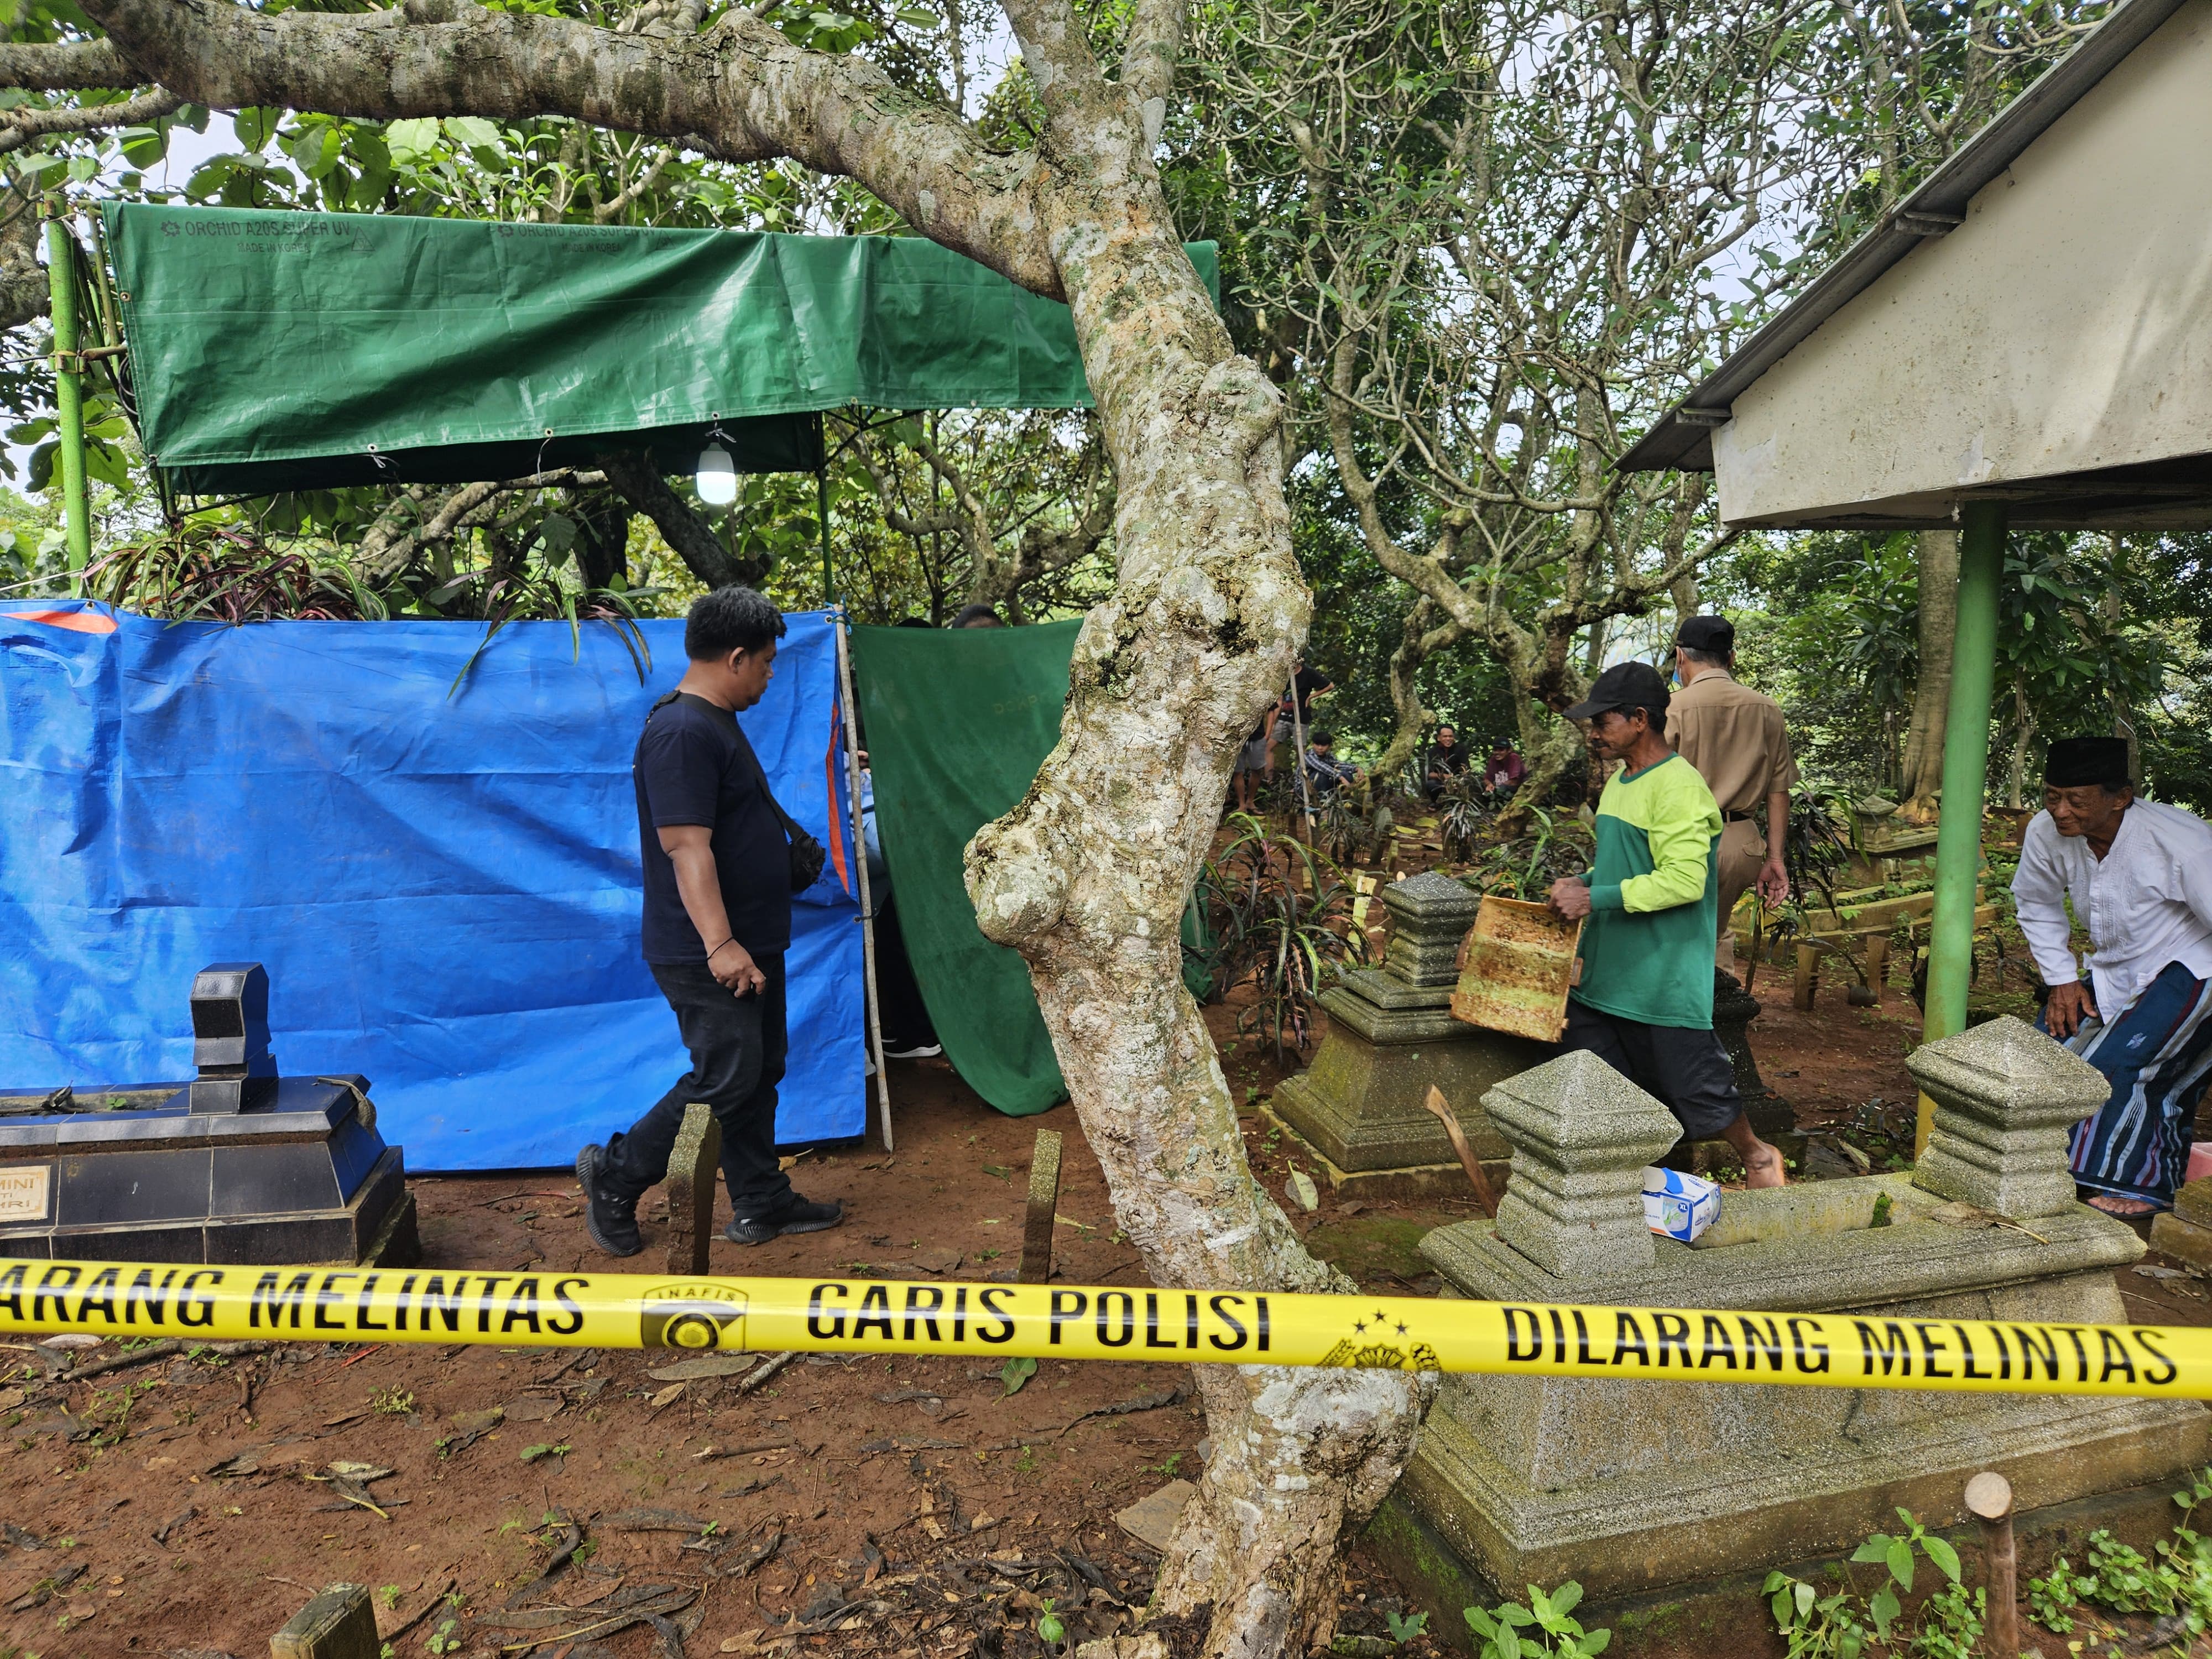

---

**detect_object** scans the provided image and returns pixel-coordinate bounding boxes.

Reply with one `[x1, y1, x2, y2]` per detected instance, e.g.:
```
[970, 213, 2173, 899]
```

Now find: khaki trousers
[1715, 817, 1767, 969]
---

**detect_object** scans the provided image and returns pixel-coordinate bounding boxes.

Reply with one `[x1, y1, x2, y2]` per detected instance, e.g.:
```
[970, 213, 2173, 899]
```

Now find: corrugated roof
[1616, 0, 2190, 474]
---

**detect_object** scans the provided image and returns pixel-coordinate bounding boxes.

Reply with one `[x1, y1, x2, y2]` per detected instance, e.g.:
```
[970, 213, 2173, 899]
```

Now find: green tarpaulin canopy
[102, 205, 1218, 496]
[852, 620, 1079, 1117]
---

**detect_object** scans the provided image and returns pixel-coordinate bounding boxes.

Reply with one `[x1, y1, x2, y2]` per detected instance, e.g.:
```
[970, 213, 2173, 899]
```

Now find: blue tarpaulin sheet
[0, 601, 864, 1168]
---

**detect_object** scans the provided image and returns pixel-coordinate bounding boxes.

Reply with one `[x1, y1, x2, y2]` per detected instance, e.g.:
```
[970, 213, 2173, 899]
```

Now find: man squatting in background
[1667, 614, 1794, 969]
[1548, 661, 1786, 1187]
[2015, 734, 2212, 1217]
[578, 586, 845, 1255]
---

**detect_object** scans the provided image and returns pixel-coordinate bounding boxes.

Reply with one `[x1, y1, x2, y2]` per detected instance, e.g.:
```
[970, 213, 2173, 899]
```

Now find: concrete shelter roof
[1617, 0, 2212, 531]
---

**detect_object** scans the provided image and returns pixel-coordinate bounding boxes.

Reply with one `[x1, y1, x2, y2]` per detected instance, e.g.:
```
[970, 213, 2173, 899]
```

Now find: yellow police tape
[0, 1258, 2204, 1399]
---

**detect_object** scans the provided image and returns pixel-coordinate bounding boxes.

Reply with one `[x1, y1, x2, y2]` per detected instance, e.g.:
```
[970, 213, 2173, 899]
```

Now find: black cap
[1677, 614, 1735, 655]
[1563, 661, 1671, 724]
[2044, 735, 2131, 789]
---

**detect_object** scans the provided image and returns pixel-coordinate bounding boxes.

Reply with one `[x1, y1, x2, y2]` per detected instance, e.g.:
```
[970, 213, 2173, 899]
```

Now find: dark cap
[2044, 735, 2132, 789]
[1677, 614, 1735, 655]
[1563, 660, 1671, 724]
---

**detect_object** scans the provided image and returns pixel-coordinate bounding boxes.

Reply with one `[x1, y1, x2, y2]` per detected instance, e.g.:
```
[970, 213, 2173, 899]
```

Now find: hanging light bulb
[696, 444, 738, 508]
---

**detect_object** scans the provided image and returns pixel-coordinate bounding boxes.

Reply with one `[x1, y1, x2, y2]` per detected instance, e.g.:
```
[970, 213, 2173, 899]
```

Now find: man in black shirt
[576, 586, 843, 1255]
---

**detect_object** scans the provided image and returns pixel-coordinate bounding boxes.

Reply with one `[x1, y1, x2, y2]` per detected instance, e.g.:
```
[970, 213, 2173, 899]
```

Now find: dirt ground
[2, 971, 2205, 1659]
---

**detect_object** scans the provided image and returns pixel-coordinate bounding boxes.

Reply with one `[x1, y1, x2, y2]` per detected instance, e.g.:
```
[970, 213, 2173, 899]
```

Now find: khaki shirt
[1666, 671, 1797, 815]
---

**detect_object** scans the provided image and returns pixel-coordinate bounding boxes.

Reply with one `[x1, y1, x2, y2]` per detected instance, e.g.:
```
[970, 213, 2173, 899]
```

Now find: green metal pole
[44, 200, 90, 594]
[1916, 499, 2007, 1154]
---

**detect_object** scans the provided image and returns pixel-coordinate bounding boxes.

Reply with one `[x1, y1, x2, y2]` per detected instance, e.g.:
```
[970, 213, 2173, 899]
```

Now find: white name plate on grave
[0, 1166, 52, 1222]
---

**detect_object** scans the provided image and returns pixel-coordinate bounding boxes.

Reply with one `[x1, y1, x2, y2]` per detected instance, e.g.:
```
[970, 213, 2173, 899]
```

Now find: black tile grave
[0, 964, 419, 1266]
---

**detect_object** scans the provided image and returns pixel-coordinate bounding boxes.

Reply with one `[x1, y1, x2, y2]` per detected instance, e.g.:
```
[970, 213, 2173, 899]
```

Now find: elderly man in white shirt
[2013, 735, 2212, 1217]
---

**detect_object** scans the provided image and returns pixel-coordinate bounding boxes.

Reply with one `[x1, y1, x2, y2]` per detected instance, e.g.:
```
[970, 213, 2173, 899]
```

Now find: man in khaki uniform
[1666, 615, 1794, 967]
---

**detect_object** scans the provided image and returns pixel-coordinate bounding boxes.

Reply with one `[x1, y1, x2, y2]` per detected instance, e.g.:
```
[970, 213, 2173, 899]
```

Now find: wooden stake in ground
[272, 1582, 378, 1659]
[1421, 1086, 1498, 1218]
[1017, 1128, 1065, 1284]
[1965, 1470, 2017, 1657]
[665, 1102, 721, 1276]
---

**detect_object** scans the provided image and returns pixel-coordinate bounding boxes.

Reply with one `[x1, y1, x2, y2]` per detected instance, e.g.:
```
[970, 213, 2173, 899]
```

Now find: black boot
[724, 1192, 843, 1246]
[576, 1143, 643, 1258]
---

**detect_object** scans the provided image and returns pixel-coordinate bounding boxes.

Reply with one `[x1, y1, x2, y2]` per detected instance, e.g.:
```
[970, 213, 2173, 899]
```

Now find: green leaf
[119, 124, 168, 168]
[232, 106, 279, 150]
[1549, 1583, 1582, 1618]
[1885, 1535, 1914, 1590]
[999, 1355, 1037, 1397]
[893, 5, 936, 22]
[1922, 1532, 1961, 1584]
[1849, 1536, 1891, 1565]
[1463, 1607, 1498, 1637]
[385, 117, 441, 165]
[1579, 1630, 1610, 1656]
[443, 116, 503, 151]
[1868, 1585, 1900, 1637]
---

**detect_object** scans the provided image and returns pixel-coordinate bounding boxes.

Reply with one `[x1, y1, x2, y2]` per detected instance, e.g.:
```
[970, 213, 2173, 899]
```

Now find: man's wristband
[705, 937, 735, 961]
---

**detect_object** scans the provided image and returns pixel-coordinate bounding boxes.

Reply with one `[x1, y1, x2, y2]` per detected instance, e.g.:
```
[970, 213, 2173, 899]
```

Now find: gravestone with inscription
[0, 964, 417, 1266]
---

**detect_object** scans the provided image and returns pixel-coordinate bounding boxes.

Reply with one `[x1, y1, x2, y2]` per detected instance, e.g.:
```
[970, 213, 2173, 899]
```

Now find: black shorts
[1560, 1000, 1743, 1141]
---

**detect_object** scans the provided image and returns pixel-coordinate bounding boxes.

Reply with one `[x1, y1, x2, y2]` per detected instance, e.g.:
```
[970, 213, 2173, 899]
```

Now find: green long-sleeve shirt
[1569, 752, 1724, 1029]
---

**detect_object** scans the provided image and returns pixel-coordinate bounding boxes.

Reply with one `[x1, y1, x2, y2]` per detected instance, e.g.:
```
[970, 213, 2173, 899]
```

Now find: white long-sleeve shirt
[2011, 799, 2212, 1015]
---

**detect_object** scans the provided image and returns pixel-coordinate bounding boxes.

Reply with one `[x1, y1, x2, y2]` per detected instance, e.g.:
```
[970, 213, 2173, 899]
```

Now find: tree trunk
[966, 198, 1428, 1659]
[1374, 596, 1462, 786]
[1898, 527, 1957, 818]
[2006, 676, 2033, 810]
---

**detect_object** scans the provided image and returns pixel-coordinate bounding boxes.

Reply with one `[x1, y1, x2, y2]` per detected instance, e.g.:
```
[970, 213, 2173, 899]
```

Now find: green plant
[425, 1619, 462, 1656]
[1468, 807, 1589, 902]
[1038, 1596, 1066, 1648]
[519, 1442, 570, 1463]
[1193, 814, 1371, 1061]
[1463, 1581, 1609, 1657]
[1384, 1607, 1429, 1643]
[371, 1387, 414, 1416]
[2025, 1471, 2212, 1637]
[377, 1585, 403, 1610]
[999, 1356, 1038, 1397]
[1765, 1509, 1962, 1656]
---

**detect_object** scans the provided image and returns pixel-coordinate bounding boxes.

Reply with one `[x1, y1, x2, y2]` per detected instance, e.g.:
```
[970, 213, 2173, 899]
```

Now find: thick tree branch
[0, 200, 47, 331]
[597, 450, 764, 589]
[1119, 0, 1185, 127]
[0, 40, 142, 90]
[76, 0, 1062, 295]
[0, 87, 180, 155]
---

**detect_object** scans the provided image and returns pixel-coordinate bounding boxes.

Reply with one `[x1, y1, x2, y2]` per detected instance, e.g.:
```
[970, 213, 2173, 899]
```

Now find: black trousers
[1560, 999, 1744, 1142]
[603, 956, 792, 1216]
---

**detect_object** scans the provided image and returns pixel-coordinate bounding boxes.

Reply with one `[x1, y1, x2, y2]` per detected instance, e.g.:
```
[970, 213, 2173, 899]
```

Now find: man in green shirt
[1548, 661, 1785, 1188]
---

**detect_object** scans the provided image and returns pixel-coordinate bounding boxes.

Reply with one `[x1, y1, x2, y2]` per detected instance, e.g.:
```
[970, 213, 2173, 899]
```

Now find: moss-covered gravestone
[1370, 1018, 2209, 1636]
[1270, 872, 1547, 1199]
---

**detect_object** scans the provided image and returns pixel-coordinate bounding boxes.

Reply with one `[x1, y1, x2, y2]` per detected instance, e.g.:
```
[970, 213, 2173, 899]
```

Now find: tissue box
[1642, 1166, 1721, 1243]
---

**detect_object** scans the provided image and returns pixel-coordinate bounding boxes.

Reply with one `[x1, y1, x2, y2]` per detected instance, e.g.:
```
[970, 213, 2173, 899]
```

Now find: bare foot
[1744, 1143, 1787, 1190]
[2088, 1193, 2157, 1218]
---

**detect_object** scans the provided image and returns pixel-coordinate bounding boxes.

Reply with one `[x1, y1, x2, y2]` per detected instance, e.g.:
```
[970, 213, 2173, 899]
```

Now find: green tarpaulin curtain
[852, 620, 1078, 1117]
[102, 205, 1218, 495]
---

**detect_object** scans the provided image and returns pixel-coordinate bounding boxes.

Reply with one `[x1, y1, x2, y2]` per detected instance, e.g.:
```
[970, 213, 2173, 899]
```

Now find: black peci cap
[2043, 735, 2132, 789]
[1564, 660, 1671, 724]
[1676, 614, 1735, 655]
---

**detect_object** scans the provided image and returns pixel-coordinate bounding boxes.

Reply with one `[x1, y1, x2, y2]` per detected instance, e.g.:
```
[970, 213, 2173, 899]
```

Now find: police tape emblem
[639, 1282, 749, 1350]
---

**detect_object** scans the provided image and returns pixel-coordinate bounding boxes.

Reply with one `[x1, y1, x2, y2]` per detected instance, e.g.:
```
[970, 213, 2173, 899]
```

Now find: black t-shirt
[634, 692, 792, 963]
[1288, 666, 1332, 724]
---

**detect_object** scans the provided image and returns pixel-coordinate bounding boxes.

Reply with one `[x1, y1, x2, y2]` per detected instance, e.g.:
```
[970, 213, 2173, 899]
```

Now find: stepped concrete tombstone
[0, 964, 418, 1266]
[1370, 1015, 2209, 1639]
[1270, 872, 1547, 1198]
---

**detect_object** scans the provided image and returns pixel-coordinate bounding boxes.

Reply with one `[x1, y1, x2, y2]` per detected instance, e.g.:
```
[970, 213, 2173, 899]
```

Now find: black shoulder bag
[649, 692, 827, 893]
